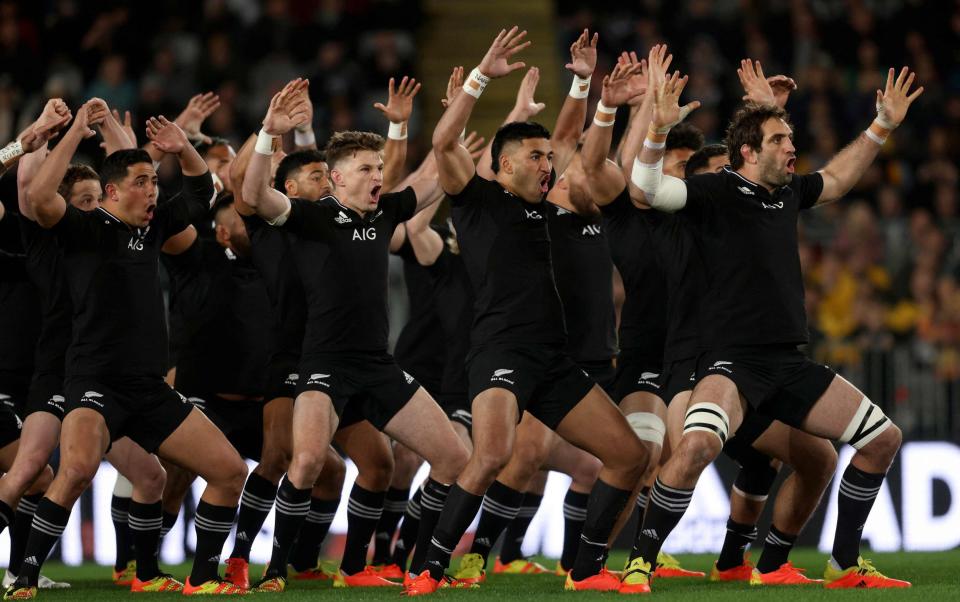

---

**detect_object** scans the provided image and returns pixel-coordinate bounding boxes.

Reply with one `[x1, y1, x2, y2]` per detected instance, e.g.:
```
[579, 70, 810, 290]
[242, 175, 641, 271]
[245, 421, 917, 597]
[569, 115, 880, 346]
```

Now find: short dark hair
[274, 149, 326, 193]
[666, 122, 704, 153]
[58, 164, 100, 199]
[490, 121, 551, 174]
[212, 192, 235, 222]
[324, 131, 383, 171]
[724, 103, 790, 170]
[195, 137, 231, 158]
[100, 149, 153, 189]
[685, 144, 728, 178]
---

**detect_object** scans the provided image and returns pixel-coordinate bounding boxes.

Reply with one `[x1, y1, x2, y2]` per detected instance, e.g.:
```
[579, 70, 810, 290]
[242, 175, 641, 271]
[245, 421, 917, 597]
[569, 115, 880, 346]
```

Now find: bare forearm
[177, 144, 209, 177]
[581, 118, 613, 174]
[615, 104, 640, 163]
[383, 137, 407, 192]
[620, 93, 653, 174]
[242, 151, 273, 211]
[434, 91, 477, 152]
[230, 134, 257, 214]
[818, 132, 882, 205]
[27, 130, 80, 222]
[17, 143, 48, 219]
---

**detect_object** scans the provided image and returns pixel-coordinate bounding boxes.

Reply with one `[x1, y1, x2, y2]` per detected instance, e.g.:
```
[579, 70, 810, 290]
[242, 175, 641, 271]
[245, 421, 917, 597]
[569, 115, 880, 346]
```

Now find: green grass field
[30, 549, 960, 600]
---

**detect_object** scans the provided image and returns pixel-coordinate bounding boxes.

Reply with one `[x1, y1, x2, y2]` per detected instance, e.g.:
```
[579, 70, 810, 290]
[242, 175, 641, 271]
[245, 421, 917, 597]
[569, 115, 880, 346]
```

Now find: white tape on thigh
[683, 402, 730, 444]
[626, 412, 665, 446]
[113, 473, 134, 498]
[838, 397, 891, 450]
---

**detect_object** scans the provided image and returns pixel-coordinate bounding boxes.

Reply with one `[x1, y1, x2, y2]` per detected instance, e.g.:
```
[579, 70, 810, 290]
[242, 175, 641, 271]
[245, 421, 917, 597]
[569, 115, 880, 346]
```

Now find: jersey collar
[95, 206, 127, 227]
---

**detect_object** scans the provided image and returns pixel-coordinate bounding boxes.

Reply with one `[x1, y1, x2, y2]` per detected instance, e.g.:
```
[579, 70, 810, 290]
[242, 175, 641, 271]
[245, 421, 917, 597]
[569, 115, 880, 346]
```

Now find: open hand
[565, 29, 598, 78]
[652, 71, 701, 132]
[478, 26, 530, 79]
[514, 67, 546, 117]
[146, 115, 190, 154]
[738, 59, 796, 108]
[442, 66, 464, 108]
[602, 54, 645, 107]
[262, 78, 311, 136]
[461, 130, 486, 161]
[175, 92, 220, 144]
[374, 76, 421, 123]
[876, 66, 923, 129]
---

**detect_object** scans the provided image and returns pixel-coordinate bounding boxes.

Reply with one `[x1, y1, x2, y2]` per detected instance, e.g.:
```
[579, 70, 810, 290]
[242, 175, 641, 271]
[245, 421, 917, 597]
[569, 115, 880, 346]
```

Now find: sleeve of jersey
[280, 198, 328, 239]
[675, 174, 712, 221]
[796, 172, 826, 210]
[599, 187, 632, 218]
[448, 174, 486, 208]
[0, 249, 28, 282]
[384, 186, 417, 224]
[157, 173, 217, 238]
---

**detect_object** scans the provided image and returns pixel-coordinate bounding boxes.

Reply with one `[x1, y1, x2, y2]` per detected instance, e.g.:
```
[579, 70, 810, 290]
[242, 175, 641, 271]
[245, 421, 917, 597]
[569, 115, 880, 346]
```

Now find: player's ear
[214, 223, 230, 249]
[499, 154, 513, 175]
[284, 178, 298, 197]
[104, 182, 118, 202]
[740, 143, 757, 166]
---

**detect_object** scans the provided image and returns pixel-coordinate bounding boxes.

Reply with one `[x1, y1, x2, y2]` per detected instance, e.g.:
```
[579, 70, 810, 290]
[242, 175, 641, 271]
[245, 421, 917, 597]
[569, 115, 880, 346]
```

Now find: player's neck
[735, 166, 776, 193]
[496, 174, 542, 204]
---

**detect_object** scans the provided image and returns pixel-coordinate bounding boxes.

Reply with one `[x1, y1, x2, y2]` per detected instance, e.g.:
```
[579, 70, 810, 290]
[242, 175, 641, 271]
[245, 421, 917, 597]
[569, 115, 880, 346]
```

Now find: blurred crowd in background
[0, 0, 956, 437]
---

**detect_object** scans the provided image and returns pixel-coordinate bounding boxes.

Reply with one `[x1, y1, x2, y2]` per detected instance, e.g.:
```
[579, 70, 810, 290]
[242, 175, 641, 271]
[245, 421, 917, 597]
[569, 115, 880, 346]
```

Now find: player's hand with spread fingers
[461, 130, 486, 161]
[442, 66, 464, 108]
[514, 67, 546, 118]
[477, 25, 530, 79]
[875, 66, 923, 130]
[738, 59, 796, 108]
[565, 28, 598, 79]
[175, 91, 221, 144]
[602, 59, 646, 108]
[651, 71, 700, 133]
[373, 76, 421, 123]
[262, 78, 311, 136]
[145, 116, 190, 154]
[67, 98, 108, 140]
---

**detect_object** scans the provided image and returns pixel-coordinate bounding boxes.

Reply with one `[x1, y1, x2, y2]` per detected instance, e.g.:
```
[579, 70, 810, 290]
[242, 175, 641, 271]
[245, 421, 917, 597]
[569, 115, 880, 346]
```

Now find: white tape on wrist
[255, 129, 279, 155]
[388, 121, 408, 140]
[0, 140, 24, 165]
[569, 74, 591, 99]
[294, 128, 316, 147]
[593, 101, 616, 127]
[462, 68, 490, 99]
[643, 137, 666, 150]
[864, 127, 887, 146]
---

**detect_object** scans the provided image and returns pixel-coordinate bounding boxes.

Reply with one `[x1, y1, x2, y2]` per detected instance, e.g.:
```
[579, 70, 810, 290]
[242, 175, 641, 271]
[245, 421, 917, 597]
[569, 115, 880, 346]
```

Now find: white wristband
[0, 140, 23, 166]
[864, 128, 887, 146]
[593, 101, 616, 127]
[643, 138, 666, 150]
[294, 128, 316, 147]
[388, 121, 408, 140]
[255, 129, 279, 155]
[462, 67, 490, 99]
[569, 74, 591, 99]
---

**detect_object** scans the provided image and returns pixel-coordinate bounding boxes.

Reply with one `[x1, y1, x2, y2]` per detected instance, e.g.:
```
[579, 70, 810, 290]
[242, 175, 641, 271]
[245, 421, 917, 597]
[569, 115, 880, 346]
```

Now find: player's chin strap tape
[630, 157, 688, 213]
[838, 396, 891, 450]
[683, 402, 730, 445]
[625, 412, 666, 446]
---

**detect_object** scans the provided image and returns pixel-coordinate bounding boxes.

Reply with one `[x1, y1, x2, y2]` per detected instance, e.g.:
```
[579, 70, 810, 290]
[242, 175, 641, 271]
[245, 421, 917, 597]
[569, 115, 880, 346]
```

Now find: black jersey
[678, 168, 823, 348]
[164, 238, 271, 397]
[393, 236, 445, 394]
[52, 173, 214, 378]
[546, 202, 617, 363]
[651, 212, 702, 362]
[450, 175, 566, 348]
[600, 188, 667, 355]
[425, 228, 474, 399]
[280, 189, 417, 356]
[0, 217, 39, 392]
[241, 216, 306, 360]
[20, 217, 72, 377]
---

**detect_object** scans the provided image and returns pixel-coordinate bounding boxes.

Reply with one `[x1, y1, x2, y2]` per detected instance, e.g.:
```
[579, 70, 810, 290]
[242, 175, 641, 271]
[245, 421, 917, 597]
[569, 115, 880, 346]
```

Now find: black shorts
[696, 345, 836, 429]
[662, 357, 698, 405]
[0, 382, 27, 417]
[295, 352, 421, 431]
[466, 344, 595, 430]
[438, 392, 472, 431]
[25, 372, 67, 420]
[185, 395, 264, 461]
[65, 376, 193, 454]
[0, 403, 22, 449]
[614, 348, 666, 403]
[580, 359, 616, 397]
[265, 353, 300, 402]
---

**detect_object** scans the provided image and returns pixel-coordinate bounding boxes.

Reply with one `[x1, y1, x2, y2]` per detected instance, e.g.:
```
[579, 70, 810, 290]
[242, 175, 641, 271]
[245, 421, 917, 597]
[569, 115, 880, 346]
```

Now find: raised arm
[582, 61, 644, 205]
[99, 106, 136, 154]
[405, 189, 445, 266]
[476, 66, 546, 180]
[1, 98, 71, 178]
[621, 46, 667, 191]
[242, 79, 311, 222]
[817, 66, 922, 206]
[229, 133, 256, 215]
[26, 100, 107, 228]
[175, 92, 221, 145]
[737, 59, 796, 108]
[145, 116, 209, 177]
[375, 76, 421, 192]
[432, 26, 530, 194]
[293, 88, 317, 151]
[552, 29, 597, 175]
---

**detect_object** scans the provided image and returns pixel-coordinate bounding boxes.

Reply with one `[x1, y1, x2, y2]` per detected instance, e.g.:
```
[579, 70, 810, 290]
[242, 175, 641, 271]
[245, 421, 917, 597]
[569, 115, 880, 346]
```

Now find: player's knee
[676, 431, 722, 473]
[217, 456, 249, 498]
[290, 449, 325, 484]
[133, 462, 167, 500]
[838, 397, 899, 463]
[861, 422, 901, 465]
[473, 443, 512, 481]
[258, 443, 293, 479]
[25, 465, 54, 495]
[512, 438, 550, 473]
[59, 461, 99, 495]
[357, 457, 394, 490]
[323, 452, 347, 489]
[570, 455, 602, 489]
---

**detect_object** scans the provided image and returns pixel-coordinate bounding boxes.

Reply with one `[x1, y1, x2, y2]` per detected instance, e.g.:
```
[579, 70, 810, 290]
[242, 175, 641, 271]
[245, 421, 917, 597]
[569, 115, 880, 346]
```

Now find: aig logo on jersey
[582, 224, 602, 236]
[127, 226, 150, 251]
[524, 209, 543, 220]
[353, 227, 376, 241]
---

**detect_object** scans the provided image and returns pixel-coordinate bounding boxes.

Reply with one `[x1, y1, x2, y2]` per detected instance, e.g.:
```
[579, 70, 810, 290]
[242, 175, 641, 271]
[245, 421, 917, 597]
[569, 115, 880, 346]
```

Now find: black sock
[499, 492, 542, 564]
[158, 510, 178, 546]
[110, 495, 133, 571]
[421, 484, 482, 580]
[631, 478, 693, 565]
[340, 484, 385, 575]
[391, 489, 422, 569]
[264, 477, 311, 578]
[129, 501, 162, 581]
[19, 498, 70, 586]
[190, 500, 237, 584]
[8, 494, 40, 576]
[289, 497, 338, 572]
[628, 486, 651, 562]
[757, 525, 797, 573]
[833, 464, 885, 569]
[716, 519, 757, 571]
[410, 479, 451, 575]
[560, 490, 588, 571]
[230, 473, 277, 561]
[469, 481, 524, 562]
[372, 486, 409, 565]
[570, 479, 631, 581]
